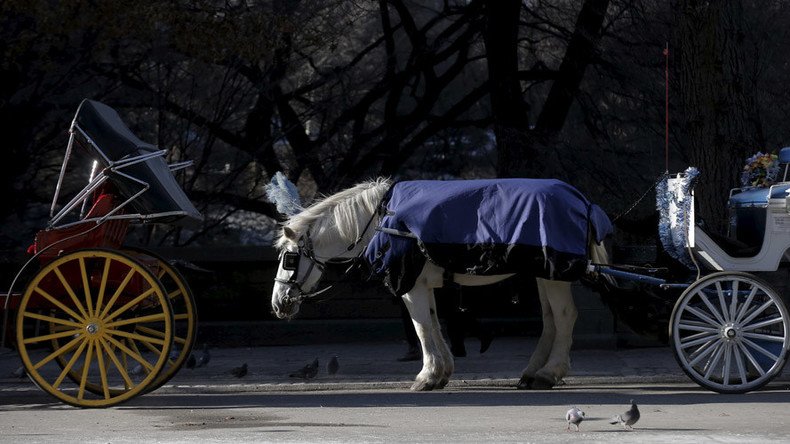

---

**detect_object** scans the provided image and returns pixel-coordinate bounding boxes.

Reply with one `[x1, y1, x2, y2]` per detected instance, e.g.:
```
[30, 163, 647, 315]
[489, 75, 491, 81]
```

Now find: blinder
[282, 251, 300, 271]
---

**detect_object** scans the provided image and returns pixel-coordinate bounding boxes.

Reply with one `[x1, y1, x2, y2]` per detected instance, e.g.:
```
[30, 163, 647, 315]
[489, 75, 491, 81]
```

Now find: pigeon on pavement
[11, 366, 25, 378]
[565, 407, 585, 432]
[129, 363, 144, 376]
[610, 399, 640, 430]
[327, 356, 339, 376]
[196, 344, 210, 367]
[231, 363, 248, 378]
[289, 358, 319, 379]
[185, 354, 196, 369]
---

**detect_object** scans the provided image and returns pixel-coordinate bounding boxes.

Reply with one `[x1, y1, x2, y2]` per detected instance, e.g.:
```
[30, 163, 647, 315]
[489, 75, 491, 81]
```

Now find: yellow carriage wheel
[16, 249, 173, 408]
[125, 247, 198, 393]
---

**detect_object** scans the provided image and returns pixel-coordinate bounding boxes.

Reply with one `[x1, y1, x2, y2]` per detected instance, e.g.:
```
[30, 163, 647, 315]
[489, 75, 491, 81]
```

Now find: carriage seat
[27, 193, 129, 263]
[726, 147, 790, 255]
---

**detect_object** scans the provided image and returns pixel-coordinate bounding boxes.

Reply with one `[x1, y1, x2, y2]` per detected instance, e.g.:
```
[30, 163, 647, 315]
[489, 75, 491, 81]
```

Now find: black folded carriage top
[71, 99, 202, 226]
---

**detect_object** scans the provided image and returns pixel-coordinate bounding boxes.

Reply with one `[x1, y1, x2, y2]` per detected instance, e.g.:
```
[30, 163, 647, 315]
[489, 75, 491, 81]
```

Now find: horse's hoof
[529, 375, 556, 390]
[411, 379, 437, 391]
[436, 377, 449, 389]
[516, 376, 534, 390]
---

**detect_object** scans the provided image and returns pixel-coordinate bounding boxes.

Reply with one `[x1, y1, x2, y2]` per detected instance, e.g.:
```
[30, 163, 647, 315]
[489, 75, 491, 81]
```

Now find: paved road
[1, 338, 790, 443]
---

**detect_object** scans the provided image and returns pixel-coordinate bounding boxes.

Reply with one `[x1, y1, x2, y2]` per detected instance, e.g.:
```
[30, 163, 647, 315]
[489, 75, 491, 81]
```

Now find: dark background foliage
[3, 0, 789, 250]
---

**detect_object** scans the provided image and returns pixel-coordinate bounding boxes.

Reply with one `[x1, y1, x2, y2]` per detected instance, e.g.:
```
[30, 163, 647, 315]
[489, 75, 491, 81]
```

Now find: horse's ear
[283, 226, 298, 240]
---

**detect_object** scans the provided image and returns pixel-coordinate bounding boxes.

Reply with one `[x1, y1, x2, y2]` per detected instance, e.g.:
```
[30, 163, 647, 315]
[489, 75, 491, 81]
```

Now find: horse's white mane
[275, 177, 393, 249]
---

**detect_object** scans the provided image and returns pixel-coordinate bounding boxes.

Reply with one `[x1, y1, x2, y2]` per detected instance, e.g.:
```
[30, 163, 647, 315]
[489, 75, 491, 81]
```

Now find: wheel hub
[723, 325, 738, 340]
[85, 320, 101, 335]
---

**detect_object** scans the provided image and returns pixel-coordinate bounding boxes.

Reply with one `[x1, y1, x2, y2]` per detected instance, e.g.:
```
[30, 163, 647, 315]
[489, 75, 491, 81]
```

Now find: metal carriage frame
[2, 99, 202, 407]
[593, 159, 790, 394]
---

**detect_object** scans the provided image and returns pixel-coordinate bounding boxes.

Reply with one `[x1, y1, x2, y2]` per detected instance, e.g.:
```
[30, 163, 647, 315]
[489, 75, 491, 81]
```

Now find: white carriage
[598, 149, 790, 393]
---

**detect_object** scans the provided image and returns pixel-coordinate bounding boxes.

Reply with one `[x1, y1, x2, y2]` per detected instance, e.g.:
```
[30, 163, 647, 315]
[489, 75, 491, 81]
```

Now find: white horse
[271, 178, 610, 391]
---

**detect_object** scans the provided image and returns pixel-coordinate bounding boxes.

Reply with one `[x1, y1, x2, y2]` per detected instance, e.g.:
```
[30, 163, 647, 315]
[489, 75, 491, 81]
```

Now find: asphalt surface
[3, 336, 789, 394]
[3, 338, 790, 443]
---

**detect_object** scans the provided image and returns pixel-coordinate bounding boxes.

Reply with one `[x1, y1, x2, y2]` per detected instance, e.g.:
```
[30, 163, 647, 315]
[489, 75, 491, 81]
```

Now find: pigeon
[327, 356, 339, 376]
[289, 358, 319, 379]
[610, 399, 640, 430]
[565, 406, 585, 432]
[129, 363, 144, 376]
[169, 348, 180, 361]
[185, 354, 196, 369]
[196, 344, 210, 367]
[230, 363, 248, 378]
[11, 366, 25, 378]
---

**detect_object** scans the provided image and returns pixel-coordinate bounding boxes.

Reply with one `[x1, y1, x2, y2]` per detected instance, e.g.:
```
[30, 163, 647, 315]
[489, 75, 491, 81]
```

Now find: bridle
[274, 205, 381, 307]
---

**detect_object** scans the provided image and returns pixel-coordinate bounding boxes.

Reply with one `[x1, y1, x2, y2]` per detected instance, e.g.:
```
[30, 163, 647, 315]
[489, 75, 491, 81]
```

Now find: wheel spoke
[741, 337, 779, 362]
[733, 342, 748, 384]
[684, 305, 721, 327]
[32, 335, 83, 370]
[99, 267, 136, 319]
[104, 287, 157, 323]
[22, 328, 82, 345]
[698, 290, 726, 325]
[105, 313, 168, 329]
[98, 337, 133, 389]
[703, 342, 725, 379]
[741, 332, 785, 343]
[22, 311, 82, 329]
[135, 325, 167, 340]
[722, 342, 732, 386]
[53, 339, 89, 389]
[105, 335, 154, 372]
[715, 282, 731, 323]
[688, 338, 719, 367]
[78, 258, 94, 317]
[94, 340, 111, 400]
[107, 329, 167, 347]
[729, 280, 741, 322]
[681, 333, 719, 349]
[734, 286, 759, 324]
[678, 322, 719, 333]
[741, 316, 784, 331]
[94, 257, 112, 318]
[736, 340, 766, 376]
[740, 300, 775, 327]
[53, 267, 89, 320]
[77, 340, 95, 401]
[29, 288, 84, 324]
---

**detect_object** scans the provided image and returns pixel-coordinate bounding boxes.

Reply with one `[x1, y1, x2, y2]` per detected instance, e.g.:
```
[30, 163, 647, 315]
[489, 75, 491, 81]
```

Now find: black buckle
[283, 252, 300, 271]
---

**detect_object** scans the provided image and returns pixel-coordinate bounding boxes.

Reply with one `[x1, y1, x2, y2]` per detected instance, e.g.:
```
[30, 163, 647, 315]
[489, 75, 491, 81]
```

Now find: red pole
[664, 43, 669, 173]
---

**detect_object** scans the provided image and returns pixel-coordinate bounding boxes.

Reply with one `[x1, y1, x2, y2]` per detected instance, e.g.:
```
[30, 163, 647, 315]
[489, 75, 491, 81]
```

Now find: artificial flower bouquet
[741, 151, 780, 188]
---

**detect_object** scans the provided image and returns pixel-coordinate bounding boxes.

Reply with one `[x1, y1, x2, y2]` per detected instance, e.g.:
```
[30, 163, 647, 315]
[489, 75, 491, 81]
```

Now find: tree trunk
[482, 0, 533, 178]
[676, 0, 764, 234]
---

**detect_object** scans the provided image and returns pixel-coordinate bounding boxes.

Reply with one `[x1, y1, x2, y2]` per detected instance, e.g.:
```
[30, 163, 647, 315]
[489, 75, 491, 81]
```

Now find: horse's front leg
[402, 285, 447, 391]
[532, 279, 576, 389]
[518, 278, 555, 389]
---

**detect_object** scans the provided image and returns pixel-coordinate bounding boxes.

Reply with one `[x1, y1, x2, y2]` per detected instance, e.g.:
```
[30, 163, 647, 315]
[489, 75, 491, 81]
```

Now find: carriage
[1, 99, 202, 407]
[592, 161, 790, 393]
[270, 156, 790, 395]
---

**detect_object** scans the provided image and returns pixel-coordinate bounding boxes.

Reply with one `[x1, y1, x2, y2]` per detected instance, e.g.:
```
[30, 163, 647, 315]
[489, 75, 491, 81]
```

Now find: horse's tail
[588, 234, 617, 288]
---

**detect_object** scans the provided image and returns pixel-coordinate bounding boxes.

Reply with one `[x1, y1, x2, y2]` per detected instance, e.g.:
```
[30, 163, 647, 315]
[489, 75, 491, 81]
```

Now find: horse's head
[271, 226, 328, 319]
[270, 177, 392, 319]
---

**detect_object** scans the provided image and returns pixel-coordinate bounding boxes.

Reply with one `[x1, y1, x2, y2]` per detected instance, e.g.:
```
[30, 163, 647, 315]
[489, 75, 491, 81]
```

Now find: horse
[271, 177, 611, 391]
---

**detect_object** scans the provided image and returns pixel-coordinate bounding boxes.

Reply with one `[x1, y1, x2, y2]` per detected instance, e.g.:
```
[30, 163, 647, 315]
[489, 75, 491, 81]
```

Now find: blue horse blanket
[364, 179, 612, 295]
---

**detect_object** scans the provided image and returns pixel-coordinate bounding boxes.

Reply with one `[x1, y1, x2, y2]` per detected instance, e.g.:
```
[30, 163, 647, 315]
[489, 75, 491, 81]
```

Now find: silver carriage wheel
[670, 271, 790, 393]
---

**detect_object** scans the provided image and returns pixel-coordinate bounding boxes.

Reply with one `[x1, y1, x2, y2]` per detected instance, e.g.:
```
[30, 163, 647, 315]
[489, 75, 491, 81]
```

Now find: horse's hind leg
[402, 285, 447, 391]
[518, 278, 556, 389]
[428, 291, 453, 388]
